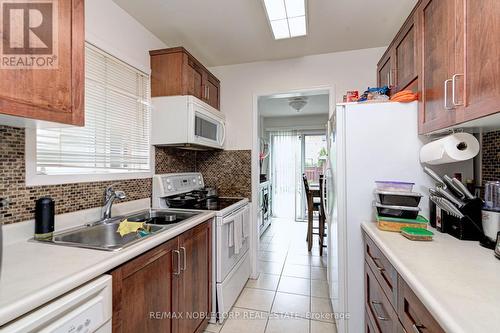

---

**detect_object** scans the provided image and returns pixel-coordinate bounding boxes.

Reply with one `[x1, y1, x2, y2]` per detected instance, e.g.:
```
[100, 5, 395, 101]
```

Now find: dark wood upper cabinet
[150, 47, 221, 110]
[418, 0, 457, 134]
[379, 0, 500, 134]
[377, 7, 418, 96]
[394, 18, 417, 93]
[377, 52, 394, 90]
[454, 0, 500, 124]
[0, 0, 84, 126]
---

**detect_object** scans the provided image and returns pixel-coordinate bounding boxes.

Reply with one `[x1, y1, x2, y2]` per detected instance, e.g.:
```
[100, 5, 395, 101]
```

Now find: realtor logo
[0, 0, 58, 68]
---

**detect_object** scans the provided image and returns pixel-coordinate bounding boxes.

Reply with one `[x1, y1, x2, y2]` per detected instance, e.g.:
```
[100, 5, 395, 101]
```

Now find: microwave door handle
[220, 122, 226, 146]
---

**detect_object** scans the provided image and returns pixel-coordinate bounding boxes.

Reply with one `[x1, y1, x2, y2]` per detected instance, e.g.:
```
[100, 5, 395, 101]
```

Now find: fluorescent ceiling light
[288, 16, 306, 37]
[263, 0, 307, 40]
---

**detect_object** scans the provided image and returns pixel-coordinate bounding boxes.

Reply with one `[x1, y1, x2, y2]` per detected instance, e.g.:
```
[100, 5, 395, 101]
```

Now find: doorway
[257, 89, 329, 226]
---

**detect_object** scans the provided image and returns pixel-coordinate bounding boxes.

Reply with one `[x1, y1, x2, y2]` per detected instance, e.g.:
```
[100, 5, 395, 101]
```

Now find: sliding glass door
[296, 133, 327, 221]
[270, 130, 326, 222]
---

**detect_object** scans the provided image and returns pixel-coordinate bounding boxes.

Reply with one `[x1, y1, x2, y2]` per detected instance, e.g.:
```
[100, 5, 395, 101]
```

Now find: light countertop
[0, 211, 215, 327]
[362, 222, 500, 333]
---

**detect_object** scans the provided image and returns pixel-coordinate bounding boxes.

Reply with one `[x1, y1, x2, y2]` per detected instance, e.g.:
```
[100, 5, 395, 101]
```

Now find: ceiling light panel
[288, 15, 306, 37]
[264, 0, 287, 20]
[263, 0, 307, 40]
[270, 19, 290, 39]
[284, 0, 305, 17]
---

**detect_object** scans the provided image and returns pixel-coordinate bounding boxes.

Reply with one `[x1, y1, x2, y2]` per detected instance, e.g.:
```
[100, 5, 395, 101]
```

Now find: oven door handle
[221, 206, 247, 224]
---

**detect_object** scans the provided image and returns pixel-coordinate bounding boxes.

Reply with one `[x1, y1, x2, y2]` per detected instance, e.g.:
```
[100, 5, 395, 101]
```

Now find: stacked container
[374, 181, 428, 232]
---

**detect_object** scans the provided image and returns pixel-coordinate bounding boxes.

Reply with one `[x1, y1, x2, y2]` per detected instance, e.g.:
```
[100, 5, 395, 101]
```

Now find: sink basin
[127, 210, 200, 225]
[48, 220, 165, 251]
[32, 209, 202, 251]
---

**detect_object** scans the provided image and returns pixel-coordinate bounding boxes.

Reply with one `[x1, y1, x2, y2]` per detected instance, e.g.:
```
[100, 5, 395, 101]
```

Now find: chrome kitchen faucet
[102, 185, 126, 220]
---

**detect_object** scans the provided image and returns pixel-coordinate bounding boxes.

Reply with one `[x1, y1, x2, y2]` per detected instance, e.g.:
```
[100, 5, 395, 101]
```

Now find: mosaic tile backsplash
[482, 130, 500, 183]
[0, 125, 251, 224]
[0, 126, 152, 224]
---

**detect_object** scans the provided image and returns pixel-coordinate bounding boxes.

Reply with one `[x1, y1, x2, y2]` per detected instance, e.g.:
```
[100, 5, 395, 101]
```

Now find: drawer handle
[412, 324, 425, 333]
[370, 300, 389, 321]
[372, 257, 385, 272]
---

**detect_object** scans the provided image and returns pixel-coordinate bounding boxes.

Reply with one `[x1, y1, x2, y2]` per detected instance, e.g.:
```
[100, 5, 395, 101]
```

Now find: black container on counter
[375, 190, 422, 207]
[374, 202, 420, 219]
[34, 197, 55, 240]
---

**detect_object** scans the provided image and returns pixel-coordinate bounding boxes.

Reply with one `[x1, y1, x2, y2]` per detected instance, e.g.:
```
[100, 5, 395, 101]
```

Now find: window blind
[36, 43, 151, 175]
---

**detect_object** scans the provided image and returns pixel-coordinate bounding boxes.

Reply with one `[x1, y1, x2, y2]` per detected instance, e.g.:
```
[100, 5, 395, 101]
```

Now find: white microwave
[151, 95, 226, 149]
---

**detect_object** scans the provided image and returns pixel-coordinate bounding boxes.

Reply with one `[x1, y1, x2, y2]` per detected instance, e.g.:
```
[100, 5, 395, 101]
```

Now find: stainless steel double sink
[32, 209, 201, 251]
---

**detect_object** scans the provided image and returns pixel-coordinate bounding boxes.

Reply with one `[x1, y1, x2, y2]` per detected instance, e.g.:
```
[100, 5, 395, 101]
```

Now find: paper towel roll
[420, 133, 480, 165]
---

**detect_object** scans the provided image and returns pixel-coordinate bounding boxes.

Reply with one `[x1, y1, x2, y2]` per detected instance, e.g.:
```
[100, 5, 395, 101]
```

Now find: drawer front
[365, 262, 400, 333]
[364, 234, 398, 307]
[398, 277, 445, 333]
[366, 311, 380, 333]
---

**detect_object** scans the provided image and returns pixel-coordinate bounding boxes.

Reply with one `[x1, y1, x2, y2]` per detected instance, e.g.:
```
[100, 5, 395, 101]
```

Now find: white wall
[85, 0, 166, 73]
[210, 47, 386, 150]
[263, 114, 329, 131]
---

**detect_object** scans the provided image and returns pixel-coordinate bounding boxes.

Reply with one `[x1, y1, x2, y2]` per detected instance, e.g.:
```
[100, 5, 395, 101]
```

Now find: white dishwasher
[1, 275, 112, 333]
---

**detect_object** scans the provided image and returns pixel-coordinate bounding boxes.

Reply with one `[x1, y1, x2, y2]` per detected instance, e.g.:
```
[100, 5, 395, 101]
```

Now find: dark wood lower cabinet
[176, 222, 212, 333]
[398, 278, 444, 333]
[365, 263, 400, 333]
[111, 220, 212, 333]
[364, 233, 444, 333]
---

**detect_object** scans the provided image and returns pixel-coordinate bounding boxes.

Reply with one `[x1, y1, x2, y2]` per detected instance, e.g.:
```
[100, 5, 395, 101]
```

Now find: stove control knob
[167, 185, 172, 190]
[166, 179, 171, 183]
[192, 179, 196, 183]
[198, 181, 202, 185]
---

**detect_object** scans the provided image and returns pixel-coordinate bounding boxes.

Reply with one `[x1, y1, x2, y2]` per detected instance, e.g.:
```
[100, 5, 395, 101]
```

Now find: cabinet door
[377, 53, 394, 89]
[176, 220, 212, 333]
[394, 19, 417, 92]
[205, 74, 220, 110]
[454, 0, 500, 123]
[0, 0, 84, 126]
[112, 239, 178, 333]
[186, 57, 204, 101]
[418, 0, 457, 134]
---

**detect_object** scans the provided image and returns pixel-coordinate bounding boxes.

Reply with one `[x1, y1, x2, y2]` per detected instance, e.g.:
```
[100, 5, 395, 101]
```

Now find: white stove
[153, 173, 251, 323]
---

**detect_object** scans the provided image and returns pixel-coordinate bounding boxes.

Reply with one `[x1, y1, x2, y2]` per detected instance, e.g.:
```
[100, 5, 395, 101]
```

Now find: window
[35, 43, 151, 177]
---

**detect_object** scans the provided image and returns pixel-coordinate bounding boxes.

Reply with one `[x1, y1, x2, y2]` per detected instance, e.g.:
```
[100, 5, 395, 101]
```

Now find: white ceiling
[259, 93, 329, 117]
[113, 0, 418, 67]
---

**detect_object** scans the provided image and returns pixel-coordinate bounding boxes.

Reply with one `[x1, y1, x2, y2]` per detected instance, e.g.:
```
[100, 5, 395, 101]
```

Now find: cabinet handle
[387, 72, 391, 87]
[370, 300, 389, 321]
[372, 257, 385, 272]
[173, 250, 181, 276]
[412, 324, 425, 333]
[205, 86, 209, 100]
[452, 74, 463, 106]
[207, 86, 210, 100]
[180, 246, 187, 271]
[444, 79, 453, 110]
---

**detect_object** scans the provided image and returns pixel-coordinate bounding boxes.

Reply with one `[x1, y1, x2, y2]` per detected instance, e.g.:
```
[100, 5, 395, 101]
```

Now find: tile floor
[204, 218, 337, 333]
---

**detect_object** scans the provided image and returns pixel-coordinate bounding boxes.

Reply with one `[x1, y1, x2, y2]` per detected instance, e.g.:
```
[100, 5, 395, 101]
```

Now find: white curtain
[270, 130, 300, 218]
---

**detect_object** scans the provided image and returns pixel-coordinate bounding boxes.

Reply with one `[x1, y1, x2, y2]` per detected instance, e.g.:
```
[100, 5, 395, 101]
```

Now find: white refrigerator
[324, 101, 436, 333]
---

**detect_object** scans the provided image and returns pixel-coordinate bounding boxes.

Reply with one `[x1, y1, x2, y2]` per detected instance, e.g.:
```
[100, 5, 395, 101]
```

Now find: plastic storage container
[374, 202, 420, 219]
[376, 215, 428, 232]
[375, 190, 422, 207]
[375, 181, 415, 192]
[401, 227, 434, 241]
